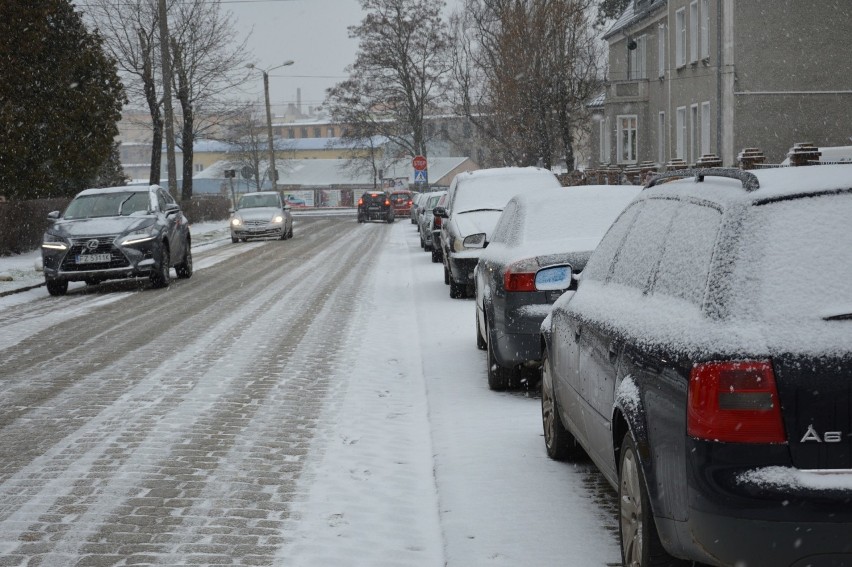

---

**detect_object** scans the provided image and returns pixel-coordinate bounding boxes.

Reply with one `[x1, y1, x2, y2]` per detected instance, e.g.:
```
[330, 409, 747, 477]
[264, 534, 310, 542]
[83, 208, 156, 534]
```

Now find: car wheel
[46, 278, 68, 296]
[486, 320, 514, 390]
[387, 215, 395, 224]
[175, 244, 193, 279]
[420, 235, 425, 248]
[476, 309, 487, 350]
[541, 350, 579, 460]
[287, 224, 294, 239]
[449, 277, 466, 299]
[150, 245, 170, 289]
[443, 264, 450, 285]
[432, 248, 441, 263]
[619, 433, 683, 567]
[231, 235, 238, 243]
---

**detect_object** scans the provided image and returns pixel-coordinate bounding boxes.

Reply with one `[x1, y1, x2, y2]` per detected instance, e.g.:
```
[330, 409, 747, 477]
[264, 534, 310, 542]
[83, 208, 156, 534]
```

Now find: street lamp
[246, 60, 294, 191]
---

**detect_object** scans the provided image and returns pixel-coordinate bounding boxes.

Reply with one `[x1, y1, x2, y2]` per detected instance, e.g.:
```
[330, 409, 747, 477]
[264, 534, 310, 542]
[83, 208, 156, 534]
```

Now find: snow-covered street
[0, 215, 621, 566]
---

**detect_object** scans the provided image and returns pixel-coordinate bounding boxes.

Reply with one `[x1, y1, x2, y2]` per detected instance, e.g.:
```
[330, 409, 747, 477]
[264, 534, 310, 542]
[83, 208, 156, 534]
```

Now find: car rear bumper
[447, 255, 478, 284]
[664, 509, 852, 567]
[490, 303, 550, 366]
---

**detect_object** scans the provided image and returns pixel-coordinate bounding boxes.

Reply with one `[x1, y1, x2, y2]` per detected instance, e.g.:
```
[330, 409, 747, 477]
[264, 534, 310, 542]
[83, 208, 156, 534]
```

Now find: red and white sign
[412, 155, 427, 171]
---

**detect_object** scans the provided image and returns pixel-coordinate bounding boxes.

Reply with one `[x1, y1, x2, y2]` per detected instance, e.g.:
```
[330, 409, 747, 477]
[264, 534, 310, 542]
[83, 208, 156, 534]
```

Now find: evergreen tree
[0, 0, 126, 200]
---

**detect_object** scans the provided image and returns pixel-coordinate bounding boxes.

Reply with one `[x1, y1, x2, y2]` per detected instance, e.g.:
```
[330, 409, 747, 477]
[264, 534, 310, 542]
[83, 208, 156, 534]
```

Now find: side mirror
[463, 233, 486, 249]
[165, 202, 180, 215]
[228, 208, 235, 214]
[47, 210, 60, 220]
[535, 265, 572, 291]
[433, 206, 448, 218]
[284, 205, 291, 211]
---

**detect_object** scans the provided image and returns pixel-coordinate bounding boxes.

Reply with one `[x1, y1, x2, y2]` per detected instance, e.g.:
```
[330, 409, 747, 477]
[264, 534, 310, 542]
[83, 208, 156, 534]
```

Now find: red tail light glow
[503, 259, 540, 292]
[385, 199, 391, 206]
[688, 360, 786, 444]
[434, 216, 442, 228]
[358, 198, 363, 206]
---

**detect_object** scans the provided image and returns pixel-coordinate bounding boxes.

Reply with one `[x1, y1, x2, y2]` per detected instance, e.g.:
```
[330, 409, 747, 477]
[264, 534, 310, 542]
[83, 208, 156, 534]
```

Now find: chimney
[786, 142, 821, 167]
[297, 88, 302, 115]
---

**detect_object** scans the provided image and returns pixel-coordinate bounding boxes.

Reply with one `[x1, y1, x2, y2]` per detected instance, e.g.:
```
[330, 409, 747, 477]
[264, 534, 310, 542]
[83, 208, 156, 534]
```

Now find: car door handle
[574, 326, 581, 340]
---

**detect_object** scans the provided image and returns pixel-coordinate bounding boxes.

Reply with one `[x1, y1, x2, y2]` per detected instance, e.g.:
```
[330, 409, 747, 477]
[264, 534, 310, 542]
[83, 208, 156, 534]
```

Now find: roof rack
[645, 168, 760, 192]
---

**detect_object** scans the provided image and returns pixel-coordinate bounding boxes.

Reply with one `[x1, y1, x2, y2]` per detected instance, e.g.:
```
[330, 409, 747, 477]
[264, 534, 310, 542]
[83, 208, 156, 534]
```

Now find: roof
[193, 157, 474, 192]
[77, 185, 158, 196]
[603, 0, 666, 41]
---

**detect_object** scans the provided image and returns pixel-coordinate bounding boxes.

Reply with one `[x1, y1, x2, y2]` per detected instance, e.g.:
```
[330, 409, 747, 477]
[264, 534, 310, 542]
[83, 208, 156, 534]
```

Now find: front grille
[61, 235, 130, 271]
[243, 220, 269, 228]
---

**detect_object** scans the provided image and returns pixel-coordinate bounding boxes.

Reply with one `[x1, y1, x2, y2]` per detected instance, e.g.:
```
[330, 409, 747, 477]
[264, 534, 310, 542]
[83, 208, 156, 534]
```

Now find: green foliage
[596, 0, 631, 26]
[0, 0, 126, 200]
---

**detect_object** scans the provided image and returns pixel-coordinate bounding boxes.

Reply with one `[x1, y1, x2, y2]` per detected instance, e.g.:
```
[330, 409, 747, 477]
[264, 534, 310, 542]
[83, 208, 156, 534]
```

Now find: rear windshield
[735, 192, 852, 322]
[64, 191, 151, 219]
[362, 193, 387, 203]
[391, 193, 411, 201]
[238, 194, 279, 209]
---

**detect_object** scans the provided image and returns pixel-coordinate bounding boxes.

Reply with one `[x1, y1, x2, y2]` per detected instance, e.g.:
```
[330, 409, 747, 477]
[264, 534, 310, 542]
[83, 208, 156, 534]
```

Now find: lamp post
[246, 60, 294, 191]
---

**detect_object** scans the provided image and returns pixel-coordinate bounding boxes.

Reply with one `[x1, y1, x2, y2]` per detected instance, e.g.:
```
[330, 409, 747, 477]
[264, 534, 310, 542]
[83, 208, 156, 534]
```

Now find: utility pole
[158, 0, 178, 199]
[246, 61, 294, 192]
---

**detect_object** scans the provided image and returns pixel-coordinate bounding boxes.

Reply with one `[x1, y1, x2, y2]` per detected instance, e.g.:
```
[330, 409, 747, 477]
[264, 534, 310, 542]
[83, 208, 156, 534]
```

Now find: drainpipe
[716, 0, 723, 162]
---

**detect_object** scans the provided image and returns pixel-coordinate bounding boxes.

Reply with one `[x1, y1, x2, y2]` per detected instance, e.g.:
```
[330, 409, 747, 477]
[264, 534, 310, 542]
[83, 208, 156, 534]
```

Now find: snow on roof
[603, 0, 666, 40]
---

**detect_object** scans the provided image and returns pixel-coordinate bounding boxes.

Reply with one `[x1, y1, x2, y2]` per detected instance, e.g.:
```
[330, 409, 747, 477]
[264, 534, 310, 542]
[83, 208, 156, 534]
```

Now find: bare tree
[325, 0, 453, 166]
[450, 0, 603, 169]
[222, 110, 270, 192]
[86, 0, 165, 185]
[169, 0, 252, 201]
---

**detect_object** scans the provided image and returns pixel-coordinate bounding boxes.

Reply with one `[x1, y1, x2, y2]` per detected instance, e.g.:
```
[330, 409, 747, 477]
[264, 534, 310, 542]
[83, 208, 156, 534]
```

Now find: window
[328, 127, 335, 137]
[611, 200, 679, 291]
[194, 163, 204, 173]
[690, 104, 699, 163]
[582, 203, 642, 283]
[628, 35, 647, 80]
[653, 202, 721, 306]
[617, 115, 638, 163]
[658, 112, 666, 164]
[675, 8, 686, 67]
[701, 0, 710, 59]
[658, 23, 667, 78]
[300, 127, 308, 138]
[313, 127, 321, 138]
[701, 101, 711, 156]
[689, 1, 699, 63]
[676, 107, 686, 159]
[287, 128, 295, 138]
[599, 117, 610, 164]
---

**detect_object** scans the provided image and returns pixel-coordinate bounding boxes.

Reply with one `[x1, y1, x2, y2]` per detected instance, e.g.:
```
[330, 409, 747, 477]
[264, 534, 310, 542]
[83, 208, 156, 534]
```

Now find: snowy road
[0, 215, 621, 566]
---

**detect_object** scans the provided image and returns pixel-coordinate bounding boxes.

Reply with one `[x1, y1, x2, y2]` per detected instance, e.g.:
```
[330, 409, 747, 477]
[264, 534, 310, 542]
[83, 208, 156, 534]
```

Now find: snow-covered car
[541, 165, 852, 567]
[41, 184, 192, 296]
[429, 192, 449, 264]
[417, 191, 446, 251]
[389, 190, 413, 219]
[474, 185, 640, 390]
[230, 191, 293, 242]
[434, 167, 562, 298]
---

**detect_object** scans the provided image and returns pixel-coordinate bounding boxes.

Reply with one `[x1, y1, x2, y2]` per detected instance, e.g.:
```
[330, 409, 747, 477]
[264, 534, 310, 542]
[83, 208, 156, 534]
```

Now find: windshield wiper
[823, 312, 852, 321]
[118, 194, 135, 216]
[458, 208, 503, 214]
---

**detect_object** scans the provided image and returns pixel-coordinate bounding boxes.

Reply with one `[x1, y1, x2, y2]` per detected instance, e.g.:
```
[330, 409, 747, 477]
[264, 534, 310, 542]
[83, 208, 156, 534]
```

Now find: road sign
[414, 169, 428, 184]
[412, 155, 427, 171]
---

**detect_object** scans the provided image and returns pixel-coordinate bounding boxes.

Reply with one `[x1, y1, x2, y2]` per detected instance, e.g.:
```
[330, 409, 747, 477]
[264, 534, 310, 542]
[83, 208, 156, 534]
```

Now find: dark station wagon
[540, 166, 852, 567]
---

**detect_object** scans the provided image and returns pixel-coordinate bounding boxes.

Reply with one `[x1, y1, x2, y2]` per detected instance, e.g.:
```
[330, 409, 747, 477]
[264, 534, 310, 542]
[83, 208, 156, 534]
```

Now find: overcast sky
[225, 0, 461, 117]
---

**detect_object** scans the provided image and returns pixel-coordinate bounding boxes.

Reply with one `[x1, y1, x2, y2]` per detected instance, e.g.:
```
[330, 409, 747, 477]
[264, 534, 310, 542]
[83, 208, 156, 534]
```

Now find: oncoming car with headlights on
[229, 191, 293, 242]
[41, 184, 192, 296]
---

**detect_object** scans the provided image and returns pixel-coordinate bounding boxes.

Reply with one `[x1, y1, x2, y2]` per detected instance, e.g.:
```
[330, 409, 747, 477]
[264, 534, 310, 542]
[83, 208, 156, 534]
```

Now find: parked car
[357, 190, 395, 223]
[434, 167, 562, 298]
[429, 192, 449, 264]
[230, 191, 293, 242]
[418, 191, 447, 251]
[475, 185, 641, 390]
[410, 192, 428, 224]
[41, 184, 192, 296]
[285, 195, 307, 207]
[540, 166, 852, 567]
[390, 189, 413, 219]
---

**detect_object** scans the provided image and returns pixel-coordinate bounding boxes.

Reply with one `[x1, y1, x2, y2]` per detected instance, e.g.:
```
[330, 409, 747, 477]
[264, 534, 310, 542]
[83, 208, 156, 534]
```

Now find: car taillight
[503, 258, 539, 292]
[385, 199, 391, 206]
[408, 200, 412, 206]
[687, 360, 786, 444]
[434, 216, 442, 228]
[358, 198, 363, 206]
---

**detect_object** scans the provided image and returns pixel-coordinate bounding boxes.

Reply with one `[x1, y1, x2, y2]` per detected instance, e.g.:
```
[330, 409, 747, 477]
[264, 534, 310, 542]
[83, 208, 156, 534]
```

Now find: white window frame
[617, 114, 638, 164]
[701, 101, 711, 156]
[676, 106, 686, 159]
[701, 0, 710, 60]
[629, 35, 647, 80]
[689, 1, 699, 64]
[194, 163, 204, 173]
[658, 23, 667, 78]
[658, 111, 667, 164]
[675, 8, 686, 67]
[599, 118, 609, 164]
[690, 104, 699, 163]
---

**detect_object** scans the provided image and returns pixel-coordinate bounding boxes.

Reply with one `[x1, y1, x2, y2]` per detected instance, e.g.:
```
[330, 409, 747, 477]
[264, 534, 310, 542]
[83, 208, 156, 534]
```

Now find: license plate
[76, 253, 111, 264]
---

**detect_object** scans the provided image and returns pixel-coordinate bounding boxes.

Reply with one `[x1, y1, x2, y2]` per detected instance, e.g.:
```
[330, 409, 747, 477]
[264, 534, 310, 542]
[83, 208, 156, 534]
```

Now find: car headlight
[272, 215, 284, 224]
[42, 233, 68, 250]
[231, 217, 242, 227]
[120, 223, 157, 246]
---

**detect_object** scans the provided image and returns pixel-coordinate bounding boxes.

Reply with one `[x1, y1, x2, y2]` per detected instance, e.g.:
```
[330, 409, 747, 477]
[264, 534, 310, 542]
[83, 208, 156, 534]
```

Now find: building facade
[592, 0, 852, 168]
